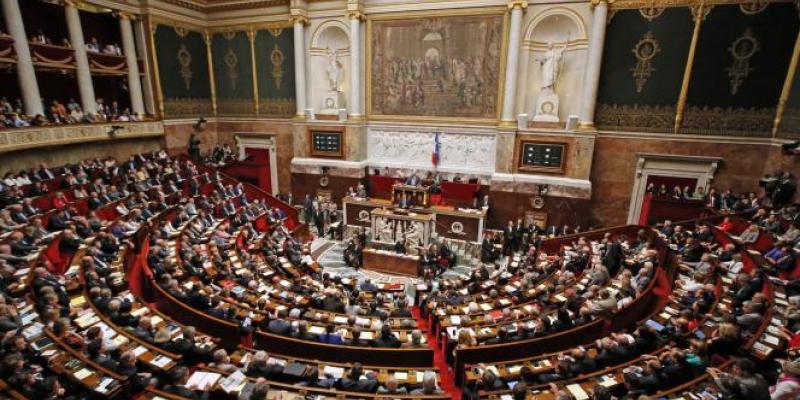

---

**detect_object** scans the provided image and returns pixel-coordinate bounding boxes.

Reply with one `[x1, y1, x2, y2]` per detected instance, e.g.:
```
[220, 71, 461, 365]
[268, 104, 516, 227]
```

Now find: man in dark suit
[172, 326, 212, 364]
[266, 309, 291, 335]
[371, 325, 401, 348]
[58, 229, 82, 255]
[391, 300, 412, 318]
[87, 340, 118, 371]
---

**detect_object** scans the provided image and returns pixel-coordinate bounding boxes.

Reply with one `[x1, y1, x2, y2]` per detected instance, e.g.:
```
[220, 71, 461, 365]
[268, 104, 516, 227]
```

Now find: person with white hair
[410, 371, 442, 395]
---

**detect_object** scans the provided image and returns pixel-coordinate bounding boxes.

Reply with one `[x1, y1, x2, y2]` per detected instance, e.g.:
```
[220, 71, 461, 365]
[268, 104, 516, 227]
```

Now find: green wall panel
[255, 27, 295, 117]
[212, 31, 255, 116]
[154, 24, 212, 118]
[596, 8, 693, 132]
[682, 3, 799, 136]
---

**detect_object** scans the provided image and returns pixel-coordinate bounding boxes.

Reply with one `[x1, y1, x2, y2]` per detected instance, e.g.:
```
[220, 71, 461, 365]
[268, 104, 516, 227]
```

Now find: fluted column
[1, 0, 42, 116]
[64, 0, 96, 114]
[346, 1, 364, 118]
[500, 0, 526, 125]
[119, 14, 144, 117]
[292, 13, 309, 117]
[578, 0, 609, 129]
[133, 19, 156, 115]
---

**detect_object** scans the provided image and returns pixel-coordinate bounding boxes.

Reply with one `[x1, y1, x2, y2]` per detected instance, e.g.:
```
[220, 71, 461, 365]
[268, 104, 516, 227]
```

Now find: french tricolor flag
[432, 132, 441, 166]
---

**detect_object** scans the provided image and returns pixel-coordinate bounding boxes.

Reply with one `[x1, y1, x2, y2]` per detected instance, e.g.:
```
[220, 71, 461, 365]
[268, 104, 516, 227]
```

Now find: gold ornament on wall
[268, 28, 283, 38]
[726, 28, 760, 95]
[174, 27, 190, 38]
[638, 5, 665, 21]
[630, 31, 660, 93]
[739, 1, 769, 15]
[224, 47, 239, 91]
[270, 44, 285, 90]
[177, 44, 193, 90]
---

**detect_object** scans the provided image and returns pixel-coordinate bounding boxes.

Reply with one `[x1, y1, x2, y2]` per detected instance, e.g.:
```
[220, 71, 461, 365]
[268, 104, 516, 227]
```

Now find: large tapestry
[368, 13, 504, 119]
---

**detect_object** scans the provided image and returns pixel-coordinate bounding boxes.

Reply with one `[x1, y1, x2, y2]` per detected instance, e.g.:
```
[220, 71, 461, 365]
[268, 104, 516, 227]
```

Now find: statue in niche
[326, 47, 342, 91]
[534, 41, 567, 123]
[538, 41, 565, 94]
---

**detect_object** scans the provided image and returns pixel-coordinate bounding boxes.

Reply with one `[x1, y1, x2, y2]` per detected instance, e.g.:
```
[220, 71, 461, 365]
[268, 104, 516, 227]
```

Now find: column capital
[346, 0, 365, 20]
[507, 0, 528, 10]
[116, 11, 136, 21]
[62, 0, 81, 8]
[290, 9, 309, 25]
[246, 28, 256, 42]
[202, 30, 212, 45]
[590, 0, 613, 7]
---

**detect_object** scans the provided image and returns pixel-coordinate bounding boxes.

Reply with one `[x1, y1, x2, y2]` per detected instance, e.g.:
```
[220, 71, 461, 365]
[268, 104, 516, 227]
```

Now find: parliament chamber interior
[1, 0, 800, 399]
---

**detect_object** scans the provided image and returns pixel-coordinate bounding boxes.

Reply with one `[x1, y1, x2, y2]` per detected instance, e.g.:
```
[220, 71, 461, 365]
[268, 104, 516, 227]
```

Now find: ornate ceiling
[161, 0, 289, 12]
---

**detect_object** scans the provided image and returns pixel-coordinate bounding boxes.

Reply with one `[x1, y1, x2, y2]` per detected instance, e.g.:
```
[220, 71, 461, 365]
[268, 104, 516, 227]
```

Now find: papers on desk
[133, 345, 148, 357]
[450, 315, 461, 325]
[130, 307, 148, 317]
[308, 325, 325, 335]
[753, 342, 774, 356]
[763, 334, 781, 346]
[73, 368, 93, 380]
[566, 384, 590, 400]
[323, 365, 344, 379]
[151, 355, 172, 368]
[22, 322, 43, 340]
[599, 375, 618, 387]
[219, 370, 247, 394]
[96, 377, 115, 394]
[360, 331, 374, 340]
[186, 371, 221, 391]
[394, 372, 408, 381]
[70, 295, 87, 308]
[74, 312, 99, 329]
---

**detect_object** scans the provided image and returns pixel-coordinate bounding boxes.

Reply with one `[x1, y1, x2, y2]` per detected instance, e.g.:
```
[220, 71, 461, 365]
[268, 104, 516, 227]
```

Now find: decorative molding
[0, 121, 165, 154]
[490, 172, 592, 199]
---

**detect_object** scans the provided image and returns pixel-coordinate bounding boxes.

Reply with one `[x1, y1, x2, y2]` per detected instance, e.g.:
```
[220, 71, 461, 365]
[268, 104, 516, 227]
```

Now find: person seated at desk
[405, 171, 421, 186]
[356, 182, 367, 198]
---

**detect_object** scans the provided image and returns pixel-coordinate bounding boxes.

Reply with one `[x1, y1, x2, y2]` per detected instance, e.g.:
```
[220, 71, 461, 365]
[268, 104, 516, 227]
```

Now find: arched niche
[516, 7, 589, 121]
[309, 21, 351, 113]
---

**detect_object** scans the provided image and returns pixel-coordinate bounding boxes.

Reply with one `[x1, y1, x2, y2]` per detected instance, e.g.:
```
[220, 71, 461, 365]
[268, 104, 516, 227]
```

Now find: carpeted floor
[412, 306, 462, 399]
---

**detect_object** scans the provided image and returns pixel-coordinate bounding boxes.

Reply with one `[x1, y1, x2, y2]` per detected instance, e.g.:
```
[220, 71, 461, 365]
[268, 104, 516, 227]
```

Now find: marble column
[292, 16, 308, 117]
[64, 1, 96, 114]
[347, 11, 363, 118]
[119, 15, 144, 117]
[133, 19, 156, 115]
[578, 0, 608, 128]
[500, 1, 526, 124]
[1, 0, 42, 116]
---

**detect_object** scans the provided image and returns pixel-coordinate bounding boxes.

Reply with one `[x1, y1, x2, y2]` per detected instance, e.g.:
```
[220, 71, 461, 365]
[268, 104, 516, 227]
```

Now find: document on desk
[219, 370, 247, 393]
[185, 371, 221, 390]
[566, 384, 590, 400]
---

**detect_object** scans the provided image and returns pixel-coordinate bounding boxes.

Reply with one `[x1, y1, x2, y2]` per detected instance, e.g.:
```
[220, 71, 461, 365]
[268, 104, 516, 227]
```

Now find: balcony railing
[0, 120, 164, 153]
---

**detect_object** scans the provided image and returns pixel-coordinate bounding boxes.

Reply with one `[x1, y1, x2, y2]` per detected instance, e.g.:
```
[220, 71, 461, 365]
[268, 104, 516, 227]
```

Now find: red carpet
[413, 306, 462, 399]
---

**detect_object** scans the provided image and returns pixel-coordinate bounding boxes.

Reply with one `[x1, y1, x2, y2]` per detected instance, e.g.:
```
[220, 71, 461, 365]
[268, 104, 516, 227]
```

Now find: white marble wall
[367, 126, 496, 174]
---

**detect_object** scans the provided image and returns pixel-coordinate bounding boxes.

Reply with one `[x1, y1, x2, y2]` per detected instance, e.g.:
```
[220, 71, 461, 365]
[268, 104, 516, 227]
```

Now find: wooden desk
[363, 248, 420, 277]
